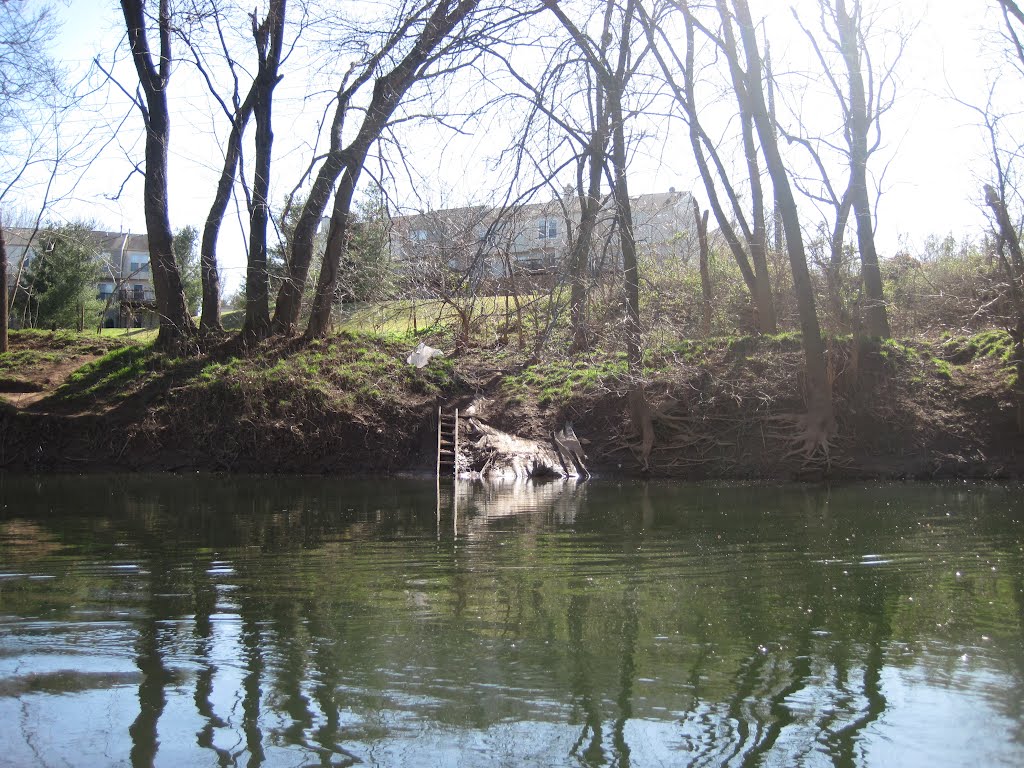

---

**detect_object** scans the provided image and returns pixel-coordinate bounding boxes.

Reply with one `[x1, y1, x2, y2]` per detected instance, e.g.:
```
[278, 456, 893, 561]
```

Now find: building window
[410, 229, 429, 242]
[517, 255, 545, 272]
[538, 218, 558, 239]
[129, 259, 149, 274]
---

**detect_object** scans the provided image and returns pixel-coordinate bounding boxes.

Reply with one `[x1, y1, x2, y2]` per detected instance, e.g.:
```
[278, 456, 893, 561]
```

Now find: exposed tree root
[628, 386, 655, 470]
[610, 389, 739, 472]
[769, 410, 837, 464]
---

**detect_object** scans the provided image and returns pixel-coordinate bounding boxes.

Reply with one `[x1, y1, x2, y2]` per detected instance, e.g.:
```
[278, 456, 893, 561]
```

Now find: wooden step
[436, 406, 460, 479]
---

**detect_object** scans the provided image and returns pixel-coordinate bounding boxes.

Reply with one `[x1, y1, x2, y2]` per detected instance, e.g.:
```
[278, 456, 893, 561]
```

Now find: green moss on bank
[943, 329, 1015, 364]
[942, 329, 1018, 386]
[0, 348, 62, 372]
[504, 354, 629, 406]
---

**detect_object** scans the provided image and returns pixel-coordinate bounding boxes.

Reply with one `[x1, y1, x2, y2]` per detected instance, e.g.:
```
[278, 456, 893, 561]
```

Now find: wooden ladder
[437, 406, 459, 478]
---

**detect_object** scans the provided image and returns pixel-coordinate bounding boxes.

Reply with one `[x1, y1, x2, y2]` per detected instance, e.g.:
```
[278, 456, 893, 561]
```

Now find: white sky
[20, 0, 1022, 292]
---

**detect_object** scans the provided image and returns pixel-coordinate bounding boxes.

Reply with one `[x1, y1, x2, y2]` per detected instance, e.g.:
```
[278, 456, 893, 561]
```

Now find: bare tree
[181, 2, 259, 334]
[985, 182, 1024, 431]
[490, 8, 617, 353]
[0, 0, 61, 351]
[639, 0, 777, 333]
[970, 0, 1024, 429]
[303, 0, 487, 339]
[0, 1, 63, 134]
[483, 14, 619, 353]
[242, 0, 287, 342]
[997, 0, 1024, 65]
[567, 109, 609, 354]
[1, 1, 101, 346]
[832, 0, 891, 338]
[710, 0, 776, 332]
[545, 0, 656, 464]
[270, 2, 433, 336]
[773, 50, 856, 333]
[119, 0, 197, 348]
[728, 0, 835, 455]
[392, 202, 499, 349]
[785, 0, 901, 339]
[693, 197, 712, 336]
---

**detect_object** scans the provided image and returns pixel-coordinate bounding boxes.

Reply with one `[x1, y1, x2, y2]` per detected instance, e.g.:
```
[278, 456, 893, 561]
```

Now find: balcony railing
[118, 287, 156, 303]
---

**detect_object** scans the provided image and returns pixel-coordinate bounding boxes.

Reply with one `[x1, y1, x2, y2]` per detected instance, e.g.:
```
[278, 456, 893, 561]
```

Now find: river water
[0, 475, 1022, 767]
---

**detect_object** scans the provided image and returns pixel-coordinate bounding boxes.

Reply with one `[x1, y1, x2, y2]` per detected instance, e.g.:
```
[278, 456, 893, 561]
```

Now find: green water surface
[0, 475, 1022, 767]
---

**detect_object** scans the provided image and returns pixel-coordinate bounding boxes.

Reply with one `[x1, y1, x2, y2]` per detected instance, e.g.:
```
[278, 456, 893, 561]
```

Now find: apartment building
[4, 228, 156, 328]
[389, 189, 699, 290]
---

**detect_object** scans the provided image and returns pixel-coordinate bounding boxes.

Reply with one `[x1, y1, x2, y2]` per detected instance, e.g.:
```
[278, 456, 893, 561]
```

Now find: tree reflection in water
[0, 475, 1022, 767]
[192, 558, 232, 767]
[128, 587, 170, 768]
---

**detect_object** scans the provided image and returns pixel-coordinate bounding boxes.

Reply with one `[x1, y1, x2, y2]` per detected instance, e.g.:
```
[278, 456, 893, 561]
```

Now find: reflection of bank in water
[435, 477, 587, 537]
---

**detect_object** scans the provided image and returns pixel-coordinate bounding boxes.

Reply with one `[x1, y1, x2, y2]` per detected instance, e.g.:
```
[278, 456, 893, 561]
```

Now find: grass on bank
[96, 327, 158, 342]
[57, 344, 160, 401]
[1, 329, 140, 373]
[197, 333, 455, 404]
[4, 320, 1017, 417]
[42, 326, 457, 413]
[0, 347, 63, 373]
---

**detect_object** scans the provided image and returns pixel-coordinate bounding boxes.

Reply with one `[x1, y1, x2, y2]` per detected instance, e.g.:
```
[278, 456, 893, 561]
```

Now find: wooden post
[0, 216, 8, 354]
[453, 408, 459, 478]
[436, 405, 442, 479]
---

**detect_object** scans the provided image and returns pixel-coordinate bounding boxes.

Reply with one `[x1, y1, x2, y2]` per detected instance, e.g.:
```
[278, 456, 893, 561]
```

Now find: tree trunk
[143, 96, 195, 347]
[693, 199, 712, 337]
[716, 0, 776, 333]
[566, 0, 618, 355]
[304, 160, 364, 339]
[731, 0, 834, 452]
[766, 47, 785, 259]
[120, 0, 196, 349]
[243, 0, 286, 343]
[546, 0, 653, 462]
[827, 187, 854, 332]
[0, 215, 8, 353]
[200, 90, 255, 334]
[569, 131, 606, 353]
[609, 91, 639, 375]
[664, 4, 762, 332]
[608, 14, 654, 466]
[271, 4, 406, 336]
[272, 4, 450, 335]
[837, 0, 890, 339]
[271, 152, 345, 335]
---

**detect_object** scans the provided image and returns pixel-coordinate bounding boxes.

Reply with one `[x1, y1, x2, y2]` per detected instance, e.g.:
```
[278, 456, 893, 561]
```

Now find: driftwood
[464, 418, 588, 480]
[551, 422, 590, 478]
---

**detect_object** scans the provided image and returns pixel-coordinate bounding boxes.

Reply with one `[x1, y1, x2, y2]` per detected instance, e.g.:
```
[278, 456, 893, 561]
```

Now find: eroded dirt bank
[1, 330, 1021, 479]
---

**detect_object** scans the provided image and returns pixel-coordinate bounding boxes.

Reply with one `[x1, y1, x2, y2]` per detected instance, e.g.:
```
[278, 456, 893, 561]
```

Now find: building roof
[3, 227, 149, 255]
[390, 189, 693, 228]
